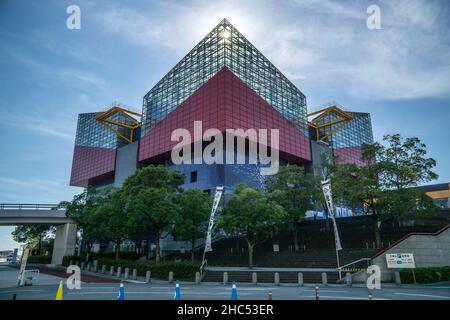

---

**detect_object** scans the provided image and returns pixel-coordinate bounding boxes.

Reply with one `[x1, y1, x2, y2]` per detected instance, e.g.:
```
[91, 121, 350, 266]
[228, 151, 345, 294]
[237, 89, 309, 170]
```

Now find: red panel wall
[70, 146, 116, 187]
[333, 146, 367, 167]
[139, 67, 311, 163]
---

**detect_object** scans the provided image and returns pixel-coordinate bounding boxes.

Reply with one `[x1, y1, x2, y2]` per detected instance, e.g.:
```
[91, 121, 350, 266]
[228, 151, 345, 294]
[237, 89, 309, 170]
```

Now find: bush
[91, 252, 144, 260]
[27, 255, 52, 264]
[97, 258, 199, 281]
[61, 254, 199, 281]
[400, 266, 450, 283]
[62, 255, 82, 266]
[61, 252, 144, 267]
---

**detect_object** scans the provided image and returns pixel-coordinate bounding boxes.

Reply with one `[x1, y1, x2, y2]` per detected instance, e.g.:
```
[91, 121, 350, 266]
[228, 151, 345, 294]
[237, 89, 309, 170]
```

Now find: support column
[51, 223, 77, 266]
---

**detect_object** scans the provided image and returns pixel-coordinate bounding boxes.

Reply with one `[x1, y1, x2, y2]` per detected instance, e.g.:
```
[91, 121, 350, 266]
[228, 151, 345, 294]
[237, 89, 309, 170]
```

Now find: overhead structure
[95, 106, 142, 144]
[307, 105, 353, 142]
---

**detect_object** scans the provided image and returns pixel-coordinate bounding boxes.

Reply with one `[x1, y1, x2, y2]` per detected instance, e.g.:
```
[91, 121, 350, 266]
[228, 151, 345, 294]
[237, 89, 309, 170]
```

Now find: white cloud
[56, 69, 106, 87]
[90, 0, 450, 101]
[0, 228, 21, 251]
[2, 111, 75, 140]
[289, 0, 364, 20]
[0, 177, 77, 203]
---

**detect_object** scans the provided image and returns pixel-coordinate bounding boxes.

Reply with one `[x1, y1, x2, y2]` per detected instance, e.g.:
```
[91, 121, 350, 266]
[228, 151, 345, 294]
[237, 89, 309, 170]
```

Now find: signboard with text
[386, 253, 415, 269]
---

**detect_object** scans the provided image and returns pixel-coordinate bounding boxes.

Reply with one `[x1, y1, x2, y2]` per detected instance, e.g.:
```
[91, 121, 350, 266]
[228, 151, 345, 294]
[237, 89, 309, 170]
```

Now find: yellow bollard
[55, 280, 64, 300]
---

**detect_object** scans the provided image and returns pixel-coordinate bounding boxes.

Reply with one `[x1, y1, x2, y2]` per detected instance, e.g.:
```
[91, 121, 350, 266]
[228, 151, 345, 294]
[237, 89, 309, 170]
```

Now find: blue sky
[0, 0, 449, 250]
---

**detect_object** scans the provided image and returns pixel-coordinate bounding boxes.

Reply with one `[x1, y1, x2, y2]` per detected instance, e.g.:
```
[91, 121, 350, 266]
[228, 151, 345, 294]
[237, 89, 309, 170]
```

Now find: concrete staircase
[202, 270, 341, 284]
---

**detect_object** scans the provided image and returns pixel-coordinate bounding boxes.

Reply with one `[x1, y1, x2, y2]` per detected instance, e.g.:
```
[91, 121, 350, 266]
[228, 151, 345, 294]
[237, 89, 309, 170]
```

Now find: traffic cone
[117, 282, 125, 300]
[231, 281, 238, 300]
[55, 280, 63, 300]
[174, 280, 181, 300]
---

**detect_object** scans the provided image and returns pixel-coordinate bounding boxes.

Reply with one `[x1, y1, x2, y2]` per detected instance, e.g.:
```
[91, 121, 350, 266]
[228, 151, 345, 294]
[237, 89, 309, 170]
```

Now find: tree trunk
[373, 215, 382, 248]
[115, 240, 120, 261]
[247, 241, 254, 269]
[155, 231, 161, 263]
[293, 227, 300, 251]
[38, 236, 42, 255]
[145, 234, 150, 260]
[191, 235, 196, 263]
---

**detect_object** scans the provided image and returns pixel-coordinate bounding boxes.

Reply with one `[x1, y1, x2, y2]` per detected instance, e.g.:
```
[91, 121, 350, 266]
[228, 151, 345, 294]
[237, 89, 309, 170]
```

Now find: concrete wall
[370, 226, 450, 282]
[309, 140, 332, 178]
[0, 210, 73, 226]
[114, 141, 139, 187]
[51, 223, 77, 265]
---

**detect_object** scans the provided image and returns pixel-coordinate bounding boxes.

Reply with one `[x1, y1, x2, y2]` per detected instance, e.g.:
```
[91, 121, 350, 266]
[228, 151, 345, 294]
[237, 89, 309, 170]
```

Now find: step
[202, 271, 341, 284]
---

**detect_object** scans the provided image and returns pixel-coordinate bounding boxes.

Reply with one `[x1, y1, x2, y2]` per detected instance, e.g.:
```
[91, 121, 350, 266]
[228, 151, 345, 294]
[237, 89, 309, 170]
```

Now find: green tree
[378, 134, 438, 190]
[332, 135, 438, 248]
[12, 225, 51, 255]
[92, 189, 130, 261]
[122, 165, 185, 262]
[65, 186, 106, 257]
[266, 164, 322, 251]
[217, 185, 286, 268]
[172, 189, 212, 262]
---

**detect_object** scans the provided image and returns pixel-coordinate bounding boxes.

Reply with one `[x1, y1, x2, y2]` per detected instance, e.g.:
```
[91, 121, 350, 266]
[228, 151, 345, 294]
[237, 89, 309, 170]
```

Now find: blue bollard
[117, 282, 125, 300]
[174, 280, 181, 300]
[231, 281, 238, 300]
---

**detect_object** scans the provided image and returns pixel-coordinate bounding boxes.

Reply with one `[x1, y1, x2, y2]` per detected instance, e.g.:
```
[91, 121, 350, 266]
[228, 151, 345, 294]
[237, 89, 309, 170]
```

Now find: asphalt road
[1, 265, 449, 300]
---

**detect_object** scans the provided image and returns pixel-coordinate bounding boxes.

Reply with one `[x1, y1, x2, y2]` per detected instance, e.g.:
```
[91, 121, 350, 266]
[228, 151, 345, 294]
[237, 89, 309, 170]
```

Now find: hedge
[62, 255, 80, 266]
[400, 266, 450, 283]
[96, 258, 199, 281]
[27, 255, 52, 264]
[61, 255, 199, 281]
[90, 252, 144, 261]
[61, 252, 144, 266]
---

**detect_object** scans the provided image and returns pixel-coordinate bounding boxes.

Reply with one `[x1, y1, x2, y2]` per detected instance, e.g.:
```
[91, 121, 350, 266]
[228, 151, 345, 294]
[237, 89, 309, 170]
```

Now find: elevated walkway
[0, 204, 74, 226]
[0, 204, 76, 265]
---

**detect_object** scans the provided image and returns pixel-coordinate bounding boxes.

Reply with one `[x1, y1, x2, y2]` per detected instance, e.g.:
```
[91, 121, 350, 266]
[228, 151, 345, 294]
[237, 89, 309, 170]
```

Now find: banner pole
[321, 179, 343, 279]
[200, 186, 224, 277]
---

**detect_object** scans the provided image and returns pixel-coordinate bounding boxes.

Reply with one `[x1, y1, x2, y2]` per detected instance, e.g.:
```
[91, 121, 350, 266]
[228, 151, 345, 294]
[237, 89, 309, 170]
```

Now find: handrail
[0, 204, 66, 210]
[372, 223, 450, 259]
[337, 258, 371, 271]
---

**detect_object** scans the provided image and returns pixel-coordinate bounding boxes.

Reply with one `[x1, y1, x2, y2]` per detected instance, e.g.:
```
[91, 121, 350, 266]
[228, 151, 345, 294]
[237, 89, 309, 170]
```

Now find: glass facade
[75, 112, 127, 149]
[331, 112, 373, 149]
[142, 18, 308, 136]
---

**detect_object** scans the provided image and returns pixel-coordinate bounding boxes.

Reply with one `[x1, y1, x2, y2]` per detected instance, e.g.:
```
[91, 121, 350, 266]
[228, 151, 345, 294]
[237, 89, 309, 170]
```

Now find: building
[332, 112, 374, 166]
[417, 183, 450, 209]
[69, 19, 373, 193]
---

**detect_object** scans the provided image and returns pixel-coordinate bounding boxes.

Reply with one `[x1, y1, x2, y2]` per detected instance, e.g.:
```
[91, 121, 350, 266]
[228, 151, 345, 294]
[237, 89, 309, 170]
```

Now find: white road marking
[227, 287, 276, 291]
[67, 291, 251, 295]
[302, 289, 348, 293]
[0, 290, 43, 294]
[394, 292, 450, 299]
[302, 295, 389, 300]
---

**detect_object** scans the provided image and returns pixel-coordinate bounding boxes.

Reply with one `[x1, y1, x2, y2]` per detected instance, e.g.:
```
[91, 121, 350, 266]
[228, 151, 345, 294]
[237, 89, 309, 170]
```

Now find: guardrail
[337, 258, 371, 272]
[0, 204, 66, 210]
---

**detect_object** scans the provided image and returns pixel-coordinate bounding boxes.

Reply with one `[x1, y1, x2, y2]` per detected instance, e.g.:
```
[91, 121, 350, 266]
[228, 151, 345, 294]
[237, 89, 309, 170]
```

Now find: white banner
[17, 246, 30, 286]
[204, 186, 224, 252]
[321, 179, 342, 251]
